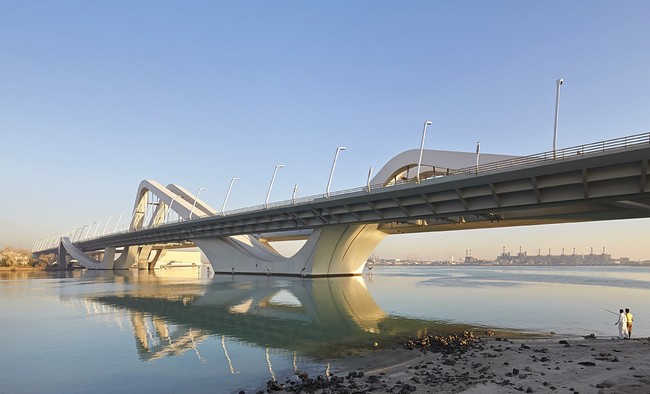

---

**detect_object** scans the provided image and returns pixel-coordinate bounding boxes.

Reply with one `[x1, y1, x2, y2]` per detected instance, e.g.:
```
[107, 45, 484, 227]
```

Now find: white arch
[130, 180, 218, 230]
[371, 149, 516, 186]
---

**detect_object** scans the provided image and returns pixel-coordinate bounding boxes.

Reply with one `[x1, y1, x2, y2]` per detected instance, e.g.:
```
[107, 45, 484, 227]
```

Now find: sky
[1, 1, 650, 260]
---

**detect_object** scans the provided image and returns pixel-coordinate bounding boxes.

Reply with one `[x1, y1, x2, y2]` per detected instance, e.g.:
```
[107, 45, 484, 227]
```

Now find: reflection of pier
[88, 276, 475, 357]
[130, 312, 209, 362]
[65, 297, 210, 362]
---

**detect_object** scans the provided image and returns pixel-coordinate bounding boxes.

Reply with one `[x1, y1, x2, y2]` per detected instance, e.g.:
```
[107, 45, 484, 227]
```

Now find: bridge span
[34, 132, 650, 276]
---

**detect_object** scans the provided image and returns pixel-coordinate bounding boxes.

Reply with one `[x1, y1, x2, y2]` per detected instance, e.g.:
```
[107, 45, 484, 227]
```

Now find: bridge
[33, 132, 650, 276]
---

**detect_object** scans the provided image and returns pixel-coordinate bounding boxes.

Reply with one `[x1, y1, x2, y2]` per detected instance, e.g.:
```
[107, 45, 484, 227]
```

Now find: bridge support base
[56, 238, 134, 270]
[194, 224, 386, 277]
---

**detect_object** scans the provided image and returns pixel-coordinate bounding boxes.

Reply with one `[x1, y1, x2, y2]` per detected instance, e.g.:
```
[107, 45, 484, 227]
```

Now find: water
[1, 265, 649, 393]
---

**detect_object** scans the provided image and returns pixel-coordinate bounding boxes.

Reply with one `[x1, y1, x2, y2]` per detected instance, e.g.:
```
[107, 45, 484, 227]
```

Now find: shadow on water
[77, 271, 512, 360]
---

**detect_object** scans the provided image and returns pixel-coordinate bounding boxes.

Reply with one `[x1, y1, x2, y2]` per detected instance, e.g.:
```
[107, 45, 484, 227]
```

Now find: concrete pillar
[137, 246, 153, 270]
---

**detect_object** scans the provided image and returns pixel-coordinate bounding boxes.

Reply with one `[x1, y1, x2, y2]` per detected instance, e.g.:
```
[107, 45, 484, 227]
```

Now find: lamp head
[558, 78, 564, 85]
[425, 120, 432, 126]
[339, 146, 347, 151]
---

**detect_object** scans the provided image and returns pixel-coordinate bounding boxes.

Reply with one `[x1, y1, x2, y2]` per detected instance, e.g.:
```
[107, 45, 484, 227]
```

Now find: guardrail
[452, 131, 650, 176]
[35, 132, 650, 251]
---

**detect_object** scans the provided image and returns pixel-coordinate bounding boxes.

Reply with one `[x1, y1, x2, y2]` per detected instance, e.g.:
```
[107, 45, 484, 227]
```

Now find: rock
[367, 375, 380, 383]
[398, 384, 417, 393]
[558, 340, 569, 345]
[596, 380, 614, 388]
[512, 368, 520, 375]
[520, 344, 531, 350]
[577, 361, 596, 367]
[526, 388, 534, 393]
[584, 333, 596, 339]
[266, 380, 284, 391]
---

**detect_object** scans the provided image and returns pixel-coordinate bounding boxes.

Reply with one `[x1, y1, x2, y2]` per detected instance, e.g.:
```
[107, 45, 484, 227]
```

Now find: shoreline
[0, 266, 42, 271]
[257, 334, 650, 393]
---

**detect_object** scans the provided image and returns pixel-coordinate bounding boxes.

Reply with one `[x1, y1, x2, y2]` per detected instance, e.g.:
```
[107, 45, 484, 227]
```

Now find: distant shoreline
[0, 266, 42, 271]
[369, 263, 650, 267]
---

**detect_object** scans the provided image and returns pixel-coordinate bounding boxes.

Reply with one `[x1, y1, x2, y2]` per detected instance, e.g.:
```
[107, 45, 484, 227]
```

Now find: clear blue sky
[2, 1, 650, 260]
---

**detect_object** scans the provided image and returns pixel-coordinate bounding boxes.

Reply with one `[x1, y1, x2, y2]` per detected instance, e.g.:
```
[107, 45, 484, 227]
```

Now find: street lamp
[553, 78, 564, 159]
[79, 224, 89, 241]
[113, 212, 126, 233]
[292, 183, 298, 204]
[73, 227, 82, 241]
[416, 121, 432, 184]
[475, 142, 481, 174]
[326, 146, 346, 198]
[189, 187, 207, 220]
[86, 222, 96, 240]
[102, 216, 112, 235]
[265, 164, 285, 208]
[221, 177, 240, 214]
[166, 196, 179, 223]
[93, 219, 102, 237]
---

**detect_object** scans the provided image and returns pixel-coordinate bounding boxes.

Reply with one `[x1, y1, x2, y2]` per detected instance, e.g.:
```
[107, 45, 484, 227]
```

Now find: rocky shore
[252, 333, 650, 393]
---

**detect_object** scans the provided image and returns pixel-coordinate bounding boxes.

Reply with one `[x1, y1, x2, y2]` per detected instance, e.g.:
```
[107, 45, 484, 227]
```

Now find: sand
[261, 336, 650, 393]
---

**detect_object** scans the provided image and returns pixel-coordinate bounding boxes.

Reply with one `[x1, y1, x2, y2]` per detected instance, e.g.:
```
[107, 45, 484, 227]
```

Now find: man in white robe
[615, 308, 628, 339]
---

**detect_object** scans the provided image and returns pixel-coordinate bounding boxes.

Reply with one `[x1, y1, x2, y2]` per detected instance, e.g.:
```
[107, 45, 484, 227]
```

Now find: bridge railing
[451, 131, 650, 176]
[36, 132, 650, 250]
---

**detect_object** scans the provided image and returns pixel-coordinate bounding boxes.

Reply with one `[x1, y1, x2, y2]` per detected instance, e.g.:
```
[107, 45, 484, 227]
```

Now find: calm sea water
[1, 265, 648, 393]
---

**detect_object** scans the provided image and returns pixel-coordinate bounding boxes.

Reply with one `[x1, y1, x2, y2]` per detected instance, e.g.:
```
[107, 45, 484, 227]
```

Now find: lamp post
[86, 222, 96, 240]
[102, 216, 112, 235]
[93, 219, 102, 237]
[553, 78, 564, 160]
[221, 177, 239, 214]
[166, 196, 178, 223]
[416, 121, 432, 184]
[265, 164, 284, 208]
[79, 224, 89, 241]
[73, 227, 82, 241]
[189, 187, 206, 220]
[326, 146, 346, 198]
[475, 142, 481, 174]
[367, 166, 373, 193]
[292, 183, 298, 204]
[113, 212, 126, 233]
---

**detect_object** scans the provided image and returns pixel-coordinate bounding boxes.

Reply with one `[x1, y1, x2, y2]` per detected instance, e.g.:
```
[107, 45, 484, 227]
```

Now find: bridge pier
[195, 223, 386, 277]
[56, 238, 133, 270]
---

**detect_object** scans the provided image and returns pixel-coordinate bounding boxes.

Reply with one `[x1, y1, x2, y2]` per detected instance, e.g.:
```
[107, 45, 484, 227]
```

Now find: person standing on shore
[626, 308, 634, 338]
[615, 309, 628, 339]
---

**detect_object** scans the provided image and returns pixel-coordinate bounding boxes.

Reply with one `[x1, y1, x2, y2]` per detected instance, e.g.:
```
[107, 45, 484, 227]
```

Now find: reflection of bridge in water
[77, 272, 482, 360]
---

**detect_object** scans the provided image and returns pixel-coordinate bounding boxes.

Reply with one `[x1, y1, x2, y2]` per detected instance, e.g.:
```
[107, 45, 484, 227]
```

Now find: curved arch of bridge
[129, 181, 388, 276]
[130, 180, 217, 230]
[57, 237, 138, 269]
[371, 149, 515, 186]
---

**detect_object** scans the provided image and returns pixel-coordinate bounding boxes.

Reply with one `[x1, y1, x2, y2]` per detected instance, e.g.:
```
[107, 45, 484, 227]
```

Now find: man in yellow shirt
[625, 308, 634, 339]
